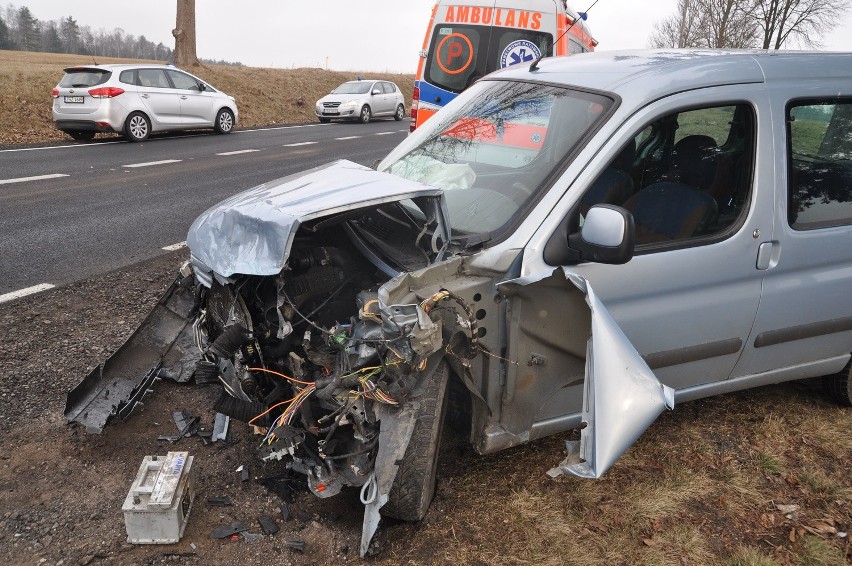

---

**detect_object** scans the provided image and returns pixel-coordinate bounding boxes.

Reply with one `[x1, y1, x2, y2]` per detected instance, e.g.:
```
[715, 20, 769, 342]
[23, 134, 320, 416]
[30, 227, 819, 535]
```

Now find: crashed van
[66, 50, 852, 555]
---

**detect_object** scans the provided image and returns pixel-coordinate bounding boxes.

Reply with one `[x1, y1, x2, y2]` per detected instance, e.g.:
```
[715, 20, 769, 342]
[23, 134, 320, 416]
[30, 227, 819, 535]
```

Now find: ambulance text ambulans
[410, 0, 597, 131]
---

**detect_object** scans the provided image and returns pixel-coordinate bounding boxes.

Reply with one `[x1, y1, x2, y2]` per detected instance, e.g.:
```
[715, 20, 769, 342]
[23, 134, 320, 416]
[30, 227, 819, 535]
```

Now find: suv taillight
[51, 88, 59, 98]
[88, 87, 124, 98]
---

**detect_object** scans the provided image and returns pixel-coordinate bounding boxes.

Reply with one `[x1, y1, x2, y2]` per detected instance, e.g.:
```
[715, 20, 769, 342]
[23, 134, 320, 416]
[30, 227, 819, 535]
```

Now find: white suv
[52, 64, 239, 142]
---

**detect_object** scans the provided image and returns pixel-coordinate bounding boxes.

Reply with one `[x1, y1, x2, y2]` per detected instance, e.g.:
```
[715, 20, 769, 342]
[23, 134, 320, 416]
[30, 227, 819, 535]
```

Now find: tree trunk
[172, 0, 198, 67]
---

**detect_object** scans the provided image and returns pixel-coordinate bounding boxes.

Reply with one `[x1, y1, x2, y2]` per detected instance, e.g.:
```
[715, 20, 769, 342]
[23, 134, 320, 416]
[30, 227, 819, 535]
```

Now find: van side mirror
[568, 205, 635, 264]
[372, 89, 381, 95]
[198, 83, 207, 92]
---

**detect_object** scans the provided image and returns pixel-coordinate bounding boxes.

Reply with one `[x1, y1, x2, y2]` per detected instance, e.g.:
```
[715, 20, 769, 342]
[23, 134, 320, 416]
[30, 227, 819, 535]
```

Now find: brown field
[0, 50, 414, 146]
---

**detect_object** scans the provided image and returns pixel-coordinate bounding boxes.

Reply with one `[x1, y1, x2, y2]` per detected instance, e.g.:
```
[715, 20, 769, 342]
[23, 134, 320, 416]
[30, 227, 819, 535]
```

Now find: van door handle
[140, 94, 150, 99]
[180, 95, 188, 100]
[756, 241, 779, 270]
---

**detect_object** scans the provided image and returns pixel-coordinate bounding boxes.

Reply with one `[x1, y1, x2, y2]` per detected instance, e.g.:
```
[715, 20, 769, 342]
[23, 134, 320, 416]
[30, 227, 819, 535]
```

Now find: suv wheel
[124, 112, 150, 142]
[359, 105, 371, 124]
[214, 108, 234, 134]
[394, 104, 405, 121]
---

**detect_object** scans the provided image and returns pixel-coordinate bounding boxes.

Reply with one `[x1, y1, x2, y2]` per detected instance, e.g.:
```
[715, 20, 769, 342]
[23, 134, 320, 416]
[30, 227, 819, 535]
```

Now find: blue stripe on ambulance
[417, 81, 458, 111]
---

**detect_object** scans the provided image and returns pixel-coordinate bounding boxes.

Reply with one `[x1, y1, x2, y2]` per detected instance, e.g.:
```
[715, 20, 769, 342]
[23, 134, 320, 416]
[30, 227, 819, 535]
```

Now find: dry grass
[378, 384, 851, 565]
[0, 49, 414, 145]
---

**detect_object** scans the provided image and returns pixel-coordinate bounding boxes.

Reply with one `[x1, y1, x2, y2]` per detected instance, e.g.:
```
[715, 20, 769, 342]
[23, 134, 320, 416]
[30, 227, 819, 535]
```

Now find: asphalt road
[0, 120, 409, 296]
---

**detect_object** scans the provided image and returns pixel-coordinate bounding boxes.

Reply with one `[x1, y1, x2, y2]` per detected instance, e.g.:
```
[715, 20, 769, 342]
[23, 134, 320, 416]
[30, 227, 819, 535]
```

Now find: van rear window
[425, 24, 552, 93]
[59, 69, 111, 88]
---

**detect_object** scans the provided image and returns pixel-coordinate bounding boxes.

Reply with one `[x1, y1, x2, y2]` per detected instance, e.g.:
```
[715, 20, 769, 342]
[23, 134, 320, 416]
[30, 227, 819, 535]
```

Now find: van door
[502, 85, 774, 440]
[730, 95, 852, 380]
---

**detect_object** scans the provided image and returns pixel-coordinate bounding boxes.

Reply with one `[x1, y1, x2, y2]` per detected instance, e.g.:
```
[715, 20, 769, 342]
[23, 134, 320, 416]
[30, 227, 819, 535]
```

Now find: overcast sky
[12, 0, 852, 72]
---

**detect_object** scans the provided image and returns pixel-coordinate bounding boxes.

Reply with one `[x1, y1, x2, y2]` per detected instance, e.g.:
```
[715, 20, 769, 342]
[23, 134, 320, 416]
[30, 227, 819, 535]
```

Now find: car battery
[122, 451, 196, 544]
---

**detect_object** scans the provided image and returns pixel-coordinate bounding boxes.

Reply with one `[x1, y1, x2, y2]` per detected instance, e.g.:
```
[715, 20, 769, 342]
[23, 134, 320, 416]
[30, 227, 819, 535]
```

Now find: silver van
[67, 50, 852, 555]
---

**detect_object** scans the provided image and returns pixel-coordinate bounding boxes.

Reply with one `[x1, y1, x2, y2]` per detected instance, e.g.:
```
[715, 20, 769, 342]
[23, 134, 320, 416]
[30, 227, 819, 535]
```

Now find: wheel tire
[68, 130, 95, 142]
[824, 359, 852, 406]
[394, 104, 405, 121]
[214, 108, 234, 134]
[318, 117, 331, 124]
[124, 112, 150, 142]
[382, 361, 449, 522]
[359, 105, 371, 124]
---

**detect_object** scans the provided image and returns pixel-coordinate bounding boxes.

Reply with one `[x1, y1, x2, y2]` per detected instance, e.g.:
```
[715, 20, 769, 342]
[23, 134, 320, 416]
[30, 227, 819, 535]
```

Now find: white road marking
[283, 141, 318, 147]
[375, 132, 395, 136]
[399, 129, 409, 132]
[122, 159, 182, 168]
[0, 173, 69, 185]
[239, 124, 324, 133]
[334, 136, 362, 141]
[215, 149, 259, 156]
[162, 241, 187, 251]
[0, 141, 124, 153]
[0, 283, 56, 304]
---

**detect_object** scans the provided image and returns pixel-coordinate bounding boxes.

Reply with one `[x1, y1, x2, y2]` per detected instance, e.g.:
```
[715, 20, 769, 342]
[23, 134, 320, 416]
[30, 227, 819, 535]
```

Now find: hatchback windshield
[332, 82, 372, 95]
[379, 80, 613, 235]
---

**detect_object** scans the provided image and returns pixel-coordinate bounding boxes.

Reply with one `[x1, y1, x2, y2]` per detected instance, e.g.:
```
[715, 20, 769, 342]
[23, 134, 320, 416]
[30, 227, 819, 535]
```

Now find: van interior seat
[623, 181, 719, 243]
[669, 134, 720, 192]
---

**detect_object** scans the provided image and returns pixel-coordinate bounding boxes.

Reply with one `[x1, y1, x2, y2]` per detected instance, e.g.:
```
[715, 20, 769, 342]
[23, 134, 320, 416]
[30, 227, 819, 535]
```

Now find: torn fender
[64, 276, 200, 433]
[500, 270, 673, 479]
[550, 274, 674, 478]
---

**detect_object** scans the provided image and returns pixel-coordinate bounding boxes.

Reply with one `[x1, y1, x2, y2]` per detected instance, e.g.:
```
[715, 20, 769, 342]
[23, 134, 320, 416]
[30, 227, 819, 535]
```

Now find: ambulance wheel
[359, 105, 371, 124]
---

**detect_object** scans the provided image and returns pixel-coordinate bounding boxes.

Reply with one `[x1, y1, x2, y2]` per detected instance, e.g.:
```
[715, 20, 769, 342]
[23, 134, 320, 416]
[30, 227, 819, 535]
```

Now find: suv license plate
[64, 96, 84, 103]
[324, 110, 339, 115]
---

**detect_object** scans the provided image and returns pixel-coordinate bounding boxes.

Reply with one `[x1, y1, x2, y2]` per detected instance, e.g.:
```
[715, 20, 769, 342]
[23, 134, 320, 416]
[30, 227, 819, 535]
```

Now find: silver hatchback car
[52, 64, 239, 142]
[315, 79, 405, 123]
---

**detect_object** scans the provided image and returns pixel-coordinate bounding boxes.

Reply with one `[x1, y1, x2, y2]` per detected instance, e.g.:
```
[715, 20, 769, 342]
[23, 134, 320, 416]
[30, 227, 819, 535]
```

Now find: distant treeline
[0, 3, 243, 66]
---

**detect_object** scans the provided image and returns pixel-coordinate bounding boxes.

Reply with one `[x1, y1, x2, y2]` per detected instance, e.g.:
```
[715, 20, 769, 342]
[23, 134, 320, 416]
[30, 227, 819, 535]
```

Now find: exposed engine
[190, 237, 474, 498]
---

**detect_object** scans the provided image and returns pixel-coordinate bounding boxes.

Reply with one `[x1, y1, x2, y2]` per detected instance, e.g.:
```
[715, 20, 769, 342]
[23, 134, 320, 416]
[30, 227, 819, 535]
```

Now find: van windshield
[425, 24, 553, 93]
[332, 82, 372, 94]
[379, 80, 613, 237]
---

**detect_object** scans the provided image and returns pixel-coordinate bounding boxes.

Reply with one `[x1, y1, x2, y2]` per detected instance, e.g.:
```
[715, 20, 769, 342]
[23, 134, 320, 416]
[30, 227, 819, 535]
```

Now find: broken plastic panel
[548, 274, 675, 479]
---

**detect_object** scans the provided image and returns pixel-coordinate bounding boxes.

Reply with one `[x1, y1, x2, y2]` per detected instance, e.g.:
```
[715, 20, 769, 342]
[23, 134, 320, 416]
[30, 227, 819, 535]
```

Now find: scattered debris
[211, 521, 249, 539]
[258, 516, 279, 535]
[157, 410, 200, 442]
[241, 531, 264, 543]
[280, 503, 292, 522]
[285, 539, 306, 552]
[241, 467, 250, 482]
[206, 496, 232, 507]
[212, 412, 230, 442]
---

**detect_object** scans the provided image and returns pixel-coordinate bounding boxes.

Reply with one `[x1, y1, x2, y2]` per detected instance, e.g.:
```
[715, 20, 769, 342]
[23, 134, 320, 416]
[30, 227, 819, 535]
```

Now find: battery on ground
[122, 451, 196, 544]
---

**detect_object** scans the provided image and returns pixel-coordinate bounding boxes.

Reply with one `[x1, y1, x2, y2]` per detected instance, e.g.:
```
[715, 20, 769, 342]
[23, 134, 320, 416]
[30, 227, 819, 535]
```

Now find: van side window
[787, 101, 852, 230]
[119, 70, 136, 85]
[579, 104, 755, 247]
[166, 70, 200, 91]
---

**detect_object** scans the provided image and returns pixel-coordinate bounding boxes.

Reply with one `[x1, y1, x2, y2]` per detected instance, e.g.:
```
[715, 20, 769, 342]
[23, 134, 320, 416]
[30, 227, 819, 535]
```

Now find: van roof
[491, 49, 852, 100]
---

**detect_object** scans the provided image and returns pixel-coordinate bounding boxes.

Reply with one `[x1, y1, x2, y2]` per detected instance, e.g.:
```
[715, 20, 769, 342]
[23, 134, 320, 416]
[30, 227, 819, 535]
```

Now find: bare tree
[755, 0, 850, 49]
[702, 0, 759, 48]
[649, 0, 704, 47]
[172, 0, 198, 66]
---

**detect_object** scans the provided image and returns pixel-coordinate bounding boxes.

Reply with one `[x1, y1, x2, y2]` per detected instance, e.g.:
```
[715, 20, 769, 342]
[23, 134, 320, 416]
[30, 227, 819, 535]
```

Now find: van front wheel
[359, 105, 371, 124]
[381, 360, 449, 521]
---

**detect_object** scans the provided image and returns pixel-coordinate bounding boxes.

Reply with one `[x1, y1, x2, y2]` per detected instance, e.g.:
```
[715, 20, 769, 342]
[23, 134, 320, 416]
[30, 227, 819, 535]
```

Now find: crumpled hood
[187, 160, 442, 278]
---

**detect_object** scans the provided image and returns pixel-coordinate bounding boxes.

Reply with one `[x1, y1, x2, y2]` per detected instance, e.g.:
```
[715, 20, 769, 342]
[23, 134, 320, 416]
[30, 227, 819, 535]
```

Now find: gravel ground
[0, 252, 377, 566]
